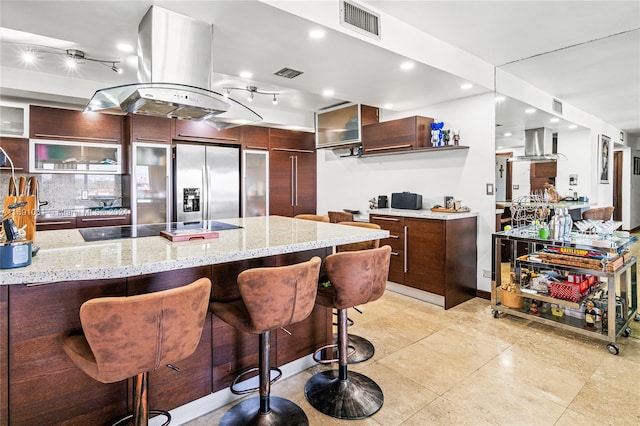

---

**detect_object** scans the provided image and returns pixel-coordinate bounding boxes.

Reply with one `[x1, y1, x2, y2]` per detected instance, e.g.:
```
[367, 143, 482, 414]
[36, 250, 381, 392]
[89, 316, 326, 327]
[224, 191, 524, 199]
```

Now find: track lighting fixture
[223, 85, 280, 106]
[11, 44, 123, 73]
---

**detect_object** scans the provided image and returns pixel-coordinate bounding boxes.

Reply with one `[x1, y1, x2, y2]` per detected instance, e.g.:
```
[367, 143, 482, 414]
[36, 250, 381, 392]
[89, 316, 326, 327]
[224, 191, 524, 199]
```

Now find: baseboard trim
[476, 289, 491, 300]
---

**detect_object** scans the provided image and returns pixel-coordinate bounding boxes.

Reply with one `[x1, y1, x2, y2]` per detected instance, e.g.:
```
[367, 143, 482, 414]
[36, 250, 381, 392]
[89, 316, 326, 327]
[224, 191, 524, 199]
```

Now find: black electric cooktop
[79, 221, 241, 242]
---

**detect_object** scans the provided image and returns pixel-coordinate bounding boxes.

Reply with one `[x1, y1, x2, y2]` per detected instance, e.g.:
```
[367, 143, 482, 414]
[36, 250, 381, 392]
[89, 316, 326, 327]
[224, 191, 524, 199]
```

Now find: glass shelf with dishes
[29, 139, 121, 174]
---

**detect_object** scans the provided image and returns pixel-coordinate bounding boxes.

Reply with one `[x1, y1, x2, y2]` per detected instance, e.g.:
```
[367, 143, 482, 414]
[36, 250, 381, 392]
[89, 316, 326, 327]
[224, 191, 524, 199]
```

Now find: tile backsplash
[0, 172, 123, 212]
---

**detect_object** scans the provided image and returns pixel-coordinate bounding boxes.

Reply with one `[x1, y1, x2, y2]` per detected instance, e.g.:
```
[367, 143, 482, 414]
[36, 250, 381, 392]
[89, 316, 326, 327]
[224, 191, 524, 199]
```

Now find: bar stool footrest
[230, 367, 283, 395]
[112, 409, 171, 426]
[312, 343, 356, 364]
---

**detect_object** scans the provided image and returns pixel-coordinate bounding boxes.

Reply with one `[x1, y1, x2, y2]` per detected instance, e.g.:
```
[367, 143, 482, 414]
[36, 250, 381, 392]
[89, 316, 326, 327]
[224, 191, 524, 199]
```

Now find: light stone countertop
[0, 216, 389, 285]
[368, 208, 479, 220]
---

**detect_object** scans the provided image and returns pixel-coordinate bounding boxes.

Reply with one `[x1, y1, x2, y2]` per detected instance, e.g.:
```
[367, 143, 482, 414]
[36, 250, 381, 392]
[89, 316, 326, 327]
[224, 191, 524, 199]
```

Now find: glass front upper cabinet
[0, 102, 29, 138]
[30, 139, 122, 174]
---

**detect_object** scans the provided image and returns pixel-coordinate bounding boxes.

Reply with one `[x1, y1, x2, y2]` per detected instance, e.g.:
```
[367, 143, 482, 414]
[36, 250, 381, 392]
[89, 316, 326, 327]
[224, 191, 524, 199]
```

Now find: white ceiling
[0, 1, 638, 137]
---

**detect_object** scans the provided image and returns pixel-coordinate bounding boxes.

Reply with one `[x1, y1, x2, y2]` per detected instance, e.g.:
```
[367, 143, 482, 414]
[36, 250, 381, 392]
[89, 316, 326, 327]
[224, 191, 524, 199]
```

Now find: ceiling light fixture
[525, 108, 536, 114]
[239, 70, 253, 79]
[549, 117, 560, 123]
[460, 83, 473, 90]
[309, 29, 326, 39]
[322, 89, 335, 97]
[495, 95, 506, 102]
[400, 61, 415, 71]
[222, 85, 280, 105]
[11, 44, 123, 73]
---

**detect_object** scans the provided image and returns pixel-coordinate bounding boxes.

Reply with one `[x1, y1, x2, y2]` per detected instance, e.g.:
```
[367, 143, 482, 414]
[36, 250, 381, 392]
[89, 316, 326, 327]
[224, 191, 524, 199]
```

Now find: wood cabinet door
[173, 120, 240, 143]
[369, 214, 405, 283]
[0, 137, 29, 172]
[36, 217, 76, 231]
[269, 150, 294, 217]
[292, 151, 317, 215]
[404, 218, 445, 295]
[241, 125, 269, 150]
[128, 114, 172, 144]
[30, 105, 123, 143]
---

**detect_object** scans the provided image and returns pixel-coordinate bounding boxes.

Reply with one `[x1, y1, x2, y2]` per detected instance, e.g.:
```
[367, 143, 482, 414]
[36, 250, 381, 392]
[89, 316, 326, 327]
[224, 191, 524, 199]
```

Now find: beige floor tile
[567, 378, 640, 424]
[346, 319, 417, 359]
[401, 396, 495, 426]
[443, 370, 566, 425]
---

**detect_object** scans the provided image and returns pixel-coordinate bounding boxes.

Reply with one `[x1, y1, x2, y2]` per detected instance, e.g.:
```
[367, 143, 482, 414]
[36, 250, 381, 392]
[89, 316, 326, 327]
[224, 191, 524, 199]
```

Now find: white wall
[555, 128, 592, 199]
[317, 93, 496, 292]
[631, 145, 640, 230]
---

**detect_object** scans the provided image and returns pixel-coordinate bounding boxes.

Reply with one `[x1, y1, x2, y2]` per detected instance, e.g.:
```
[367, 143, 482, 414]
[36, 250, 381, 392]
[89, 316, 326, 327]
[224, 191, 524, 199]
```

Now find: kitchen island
[0, 216, 388, 425]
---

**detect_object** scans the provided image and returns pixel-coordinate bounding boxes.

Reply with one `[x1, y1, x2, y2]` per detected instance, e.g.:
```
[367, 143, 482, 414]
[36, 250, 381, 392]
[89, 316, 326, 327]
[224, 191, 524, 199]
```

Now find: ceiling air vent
[340, 0, 381, 40]
[552, 98, 563, 115]
[274, 67, 304, 79]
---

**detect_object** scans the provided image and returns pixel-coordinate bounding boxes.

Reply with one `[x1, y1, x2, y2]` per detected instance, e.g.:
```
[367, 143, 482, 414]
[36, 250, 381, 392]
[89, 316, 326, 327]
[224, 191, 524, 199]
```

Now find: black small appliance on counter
[377, 195, 388, 209]
[391, 192, 422, 210]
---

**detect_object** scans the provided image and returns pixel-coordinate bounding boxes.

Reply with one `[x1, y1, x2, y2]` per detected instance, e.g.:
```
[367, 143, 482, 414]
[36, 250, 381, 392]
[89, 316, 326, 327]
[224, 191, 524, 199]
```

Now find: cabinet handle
[390, 251, 399, 256]
[245, 146, 268, 150]
[0, 167, 24, 171]
[79, 216, 128, 222]
[388, 234, 400, 239]
[403, 225, 408, 273]
[364, 144, 412, 152]
[271, 147, 314, 154]
[290, 156, 295, 207]
[177, 134, 237, 141]
[294, 156, 298, 206]
[371, 216, 399, 222]
[135, 137, 168, 143]
[38, 220, 73, 225]
[34, 133, 119, 143]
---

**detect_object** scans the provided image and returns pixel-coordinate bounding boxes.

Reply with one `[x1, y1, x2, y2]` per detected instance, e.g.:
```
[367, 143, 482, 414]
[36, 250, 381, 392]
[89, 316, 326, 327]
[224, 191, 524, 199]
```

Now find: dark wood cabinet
[530, 161, 557, 192]
[0, 137, 29, 172]
[361, 115, 433, 155]
[173, 120, 240, 143]
[269, 129, 316, 217]
[369, 214, 477, 309]
[36, 216, 77, 231]
[126, 114, 172, 144]
[30, 105, 123, 143]
[241, 125, 269, 150]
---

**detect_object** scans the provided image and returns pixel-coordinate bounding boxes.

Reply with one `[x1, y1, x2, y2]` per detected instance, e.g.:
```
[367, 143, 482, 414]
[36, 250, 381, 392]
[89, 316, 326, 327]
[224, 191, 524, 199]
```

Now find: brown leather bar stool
[210, 256, 321, 425]
[332, 221, 381, 364]
[582, 206, 615, 221]
[294, 213, 330, 222]
[328, 210, 354, 223]
[305, 245, 391, 420]
[63, 278, 212, 426]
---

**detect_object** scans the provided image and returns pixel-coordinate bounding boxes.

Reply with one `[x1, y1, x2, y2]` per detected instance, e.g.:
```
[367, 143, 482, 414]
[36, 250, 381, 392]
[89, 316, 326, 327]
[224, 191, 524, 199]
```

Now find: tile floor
[188, 233, 640, 425]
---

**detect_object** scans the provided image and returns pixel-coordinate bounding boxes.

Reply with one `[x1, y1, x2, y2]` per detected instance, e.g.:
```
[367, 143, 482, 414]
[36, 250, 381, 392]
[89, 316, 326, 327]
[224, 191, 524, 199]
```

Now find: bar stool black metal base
[304, 370, 383, 420]
[332, 333, 375, 363]
[220, 396, 308, 426]
[112, 410, 170, 426]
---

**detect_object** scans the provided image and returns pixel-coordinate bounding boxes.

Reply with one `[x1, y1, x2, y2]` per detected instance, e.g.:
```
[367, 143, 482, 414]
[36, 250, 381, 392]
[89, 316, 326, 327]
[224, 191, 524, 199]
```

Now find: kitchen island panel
[8, 278, 127, 425]
[0, 286, 7, 426]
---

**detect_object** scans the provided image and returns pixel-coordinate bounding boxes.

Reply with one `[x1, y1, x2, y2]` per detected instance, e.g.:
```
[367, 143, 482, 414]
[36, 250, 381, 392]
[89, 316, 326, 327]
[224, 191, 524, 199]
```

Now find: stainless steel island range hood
[509, 127, 564, 162]
[84, 6, 261, 130]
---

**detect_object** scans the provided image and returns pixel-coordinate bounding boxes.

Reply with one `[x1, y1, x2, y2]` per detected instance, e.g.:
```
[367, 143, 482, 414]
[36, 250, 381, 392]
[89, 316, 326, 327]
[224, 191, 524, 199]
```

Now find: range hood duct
[509, 127, 563, 162]
[84, 6, 261, 130]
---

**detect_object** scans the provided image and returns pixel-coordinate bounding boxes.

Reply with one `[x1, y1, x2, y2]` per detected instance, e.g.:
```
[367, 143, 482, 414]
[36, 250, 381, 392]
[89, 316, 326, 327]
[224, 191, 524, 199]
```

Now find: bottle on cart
[563, 208, 573, 238]
[557, 208, 566, 240]
[550, 208, 562, 240]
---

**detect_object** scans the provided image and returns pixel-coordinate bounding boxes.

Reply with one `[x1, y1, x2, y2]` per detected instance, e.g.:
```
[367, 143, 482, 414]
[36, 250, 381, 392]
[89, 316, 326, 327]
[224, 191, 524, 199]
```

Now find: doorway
[495, 153, 512, 201]
[613, 151, 622, 221]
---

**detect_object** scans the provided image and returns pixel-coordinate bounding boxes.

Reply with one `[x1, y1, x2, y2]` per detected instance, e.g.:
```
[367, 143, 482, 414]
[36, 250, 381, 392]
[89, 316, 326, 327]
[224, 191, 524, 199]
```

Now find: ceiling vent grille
[274, 67, 304, 79]
[552, 98, 563, 115]
[340, 0, 381, 40]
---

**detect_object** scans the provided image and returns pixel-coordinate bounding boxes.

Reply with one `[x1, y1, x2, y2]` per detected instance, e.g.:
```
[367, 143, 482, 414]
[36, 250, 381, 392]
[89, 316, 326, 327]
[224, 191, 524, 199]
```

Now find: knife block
[3, 196, 37, 242]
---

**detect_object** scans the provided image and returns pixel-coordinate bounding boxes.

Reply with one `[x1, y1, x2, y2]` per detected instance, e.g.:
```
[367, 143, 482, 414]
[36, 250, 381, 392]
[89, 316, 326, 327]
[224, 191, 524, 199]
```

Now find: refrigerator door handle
[203, 163, 209, 219]
[294, 156, 298, 206]
[290, 156, 295, 207]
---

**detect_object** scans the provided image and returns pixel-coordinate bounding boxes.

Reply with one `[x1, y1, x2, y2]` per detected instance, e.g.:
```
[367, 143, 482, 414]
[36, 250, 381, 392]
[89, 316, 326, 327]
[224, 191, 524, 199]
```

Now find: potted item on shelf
[499, 279, 523, 309]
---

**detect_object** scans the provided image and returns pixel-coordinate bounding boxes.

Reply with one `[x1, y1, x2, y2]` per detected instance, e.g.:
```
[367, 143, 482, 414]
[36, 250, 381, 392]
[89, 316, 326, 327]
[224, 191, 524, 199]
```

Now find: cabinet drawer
[36, 217, 76, 231]
[369, 215, 404, 233]
[76, 215, 131, 228]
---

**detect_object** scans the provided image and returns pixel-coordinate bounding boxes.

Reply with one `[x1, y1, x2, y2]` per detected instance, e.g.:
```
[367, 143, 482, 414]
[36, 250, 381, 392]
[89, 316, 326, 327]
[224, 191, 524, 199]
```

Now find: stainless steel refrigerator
[173, 143, 240, 222]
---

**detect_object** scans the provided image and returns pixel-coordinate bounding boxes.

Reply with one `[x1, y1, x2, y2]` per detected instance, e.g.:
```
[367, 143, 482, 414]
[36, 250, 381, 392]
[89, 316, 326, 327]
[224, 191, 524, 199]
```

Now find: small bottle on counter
[550, 208, 561, 240]
[563, 208, 573, 238]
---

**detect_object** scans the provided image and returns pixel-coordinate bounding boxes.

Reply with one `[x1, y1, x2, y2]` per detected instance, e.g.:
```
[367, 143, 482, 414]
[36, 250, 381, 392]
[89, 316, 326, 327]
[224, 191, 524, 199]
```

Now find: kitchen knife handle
[18, 177, 26, 196]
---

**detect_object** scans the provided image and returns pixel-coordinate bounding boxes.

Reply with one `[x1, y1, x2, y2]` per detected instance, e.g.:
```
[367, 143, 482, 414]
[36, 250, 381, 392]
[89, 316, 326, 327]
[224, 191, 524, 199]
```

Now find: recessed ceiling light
[239, 70, 253, 79]
[383, 103, 394, 109]
[21, 50, 36, 64]
[400, 61, 414, 71]
[549, 118, 560, 123]
[525, 108, 536, 114]
[504, 132, 512, 137]
[65, 57, 76, 69]
[117, 43, 134, 53]
[568, 124, 577, 129]
[497, 146, 503, 149]
[460, 83, 473, 90]
[322, 89, 334, 97]
[494, 95, 506, 102]
[309, 29, 325, 39]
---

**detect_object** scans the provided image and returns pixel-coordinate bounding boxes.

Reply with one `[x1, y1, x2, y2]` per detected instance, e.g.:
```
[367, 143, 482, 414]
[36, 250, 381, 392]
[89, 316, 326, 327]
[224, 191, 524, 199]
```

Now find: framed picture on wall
[598, 134, 610, 184]
[634, 156, 640, 175]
